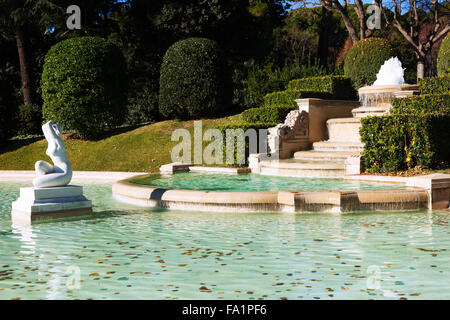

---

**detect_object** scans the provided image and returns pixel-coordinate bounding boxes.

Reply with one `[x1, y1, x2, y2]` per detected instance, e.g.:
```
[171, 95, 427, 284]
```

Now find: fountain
[358, 57, 418, 110]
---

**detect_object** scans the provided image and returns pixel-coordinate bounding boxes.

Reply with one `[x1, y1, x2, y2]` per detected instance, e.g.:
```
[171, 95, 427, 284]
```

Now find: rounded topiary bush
[159, 37, 230, 119]
[344, 38, 395, 89]
[41, 36, 127, 139]
[437, 33, 450, 76]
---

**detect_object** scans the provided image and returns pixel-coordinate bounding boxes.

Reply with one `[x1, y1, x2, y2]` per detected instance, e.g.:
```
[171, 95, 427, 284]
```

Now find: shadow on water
[11, 207, 172, 227]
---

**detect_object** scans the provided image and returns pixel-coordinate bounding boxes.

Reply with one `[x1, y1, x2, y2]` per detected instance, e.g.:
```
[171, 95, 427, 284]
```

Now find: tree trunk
[417, 59, 425, 79]
[340, 13, 359, 45]
[14, 16, 33, 105]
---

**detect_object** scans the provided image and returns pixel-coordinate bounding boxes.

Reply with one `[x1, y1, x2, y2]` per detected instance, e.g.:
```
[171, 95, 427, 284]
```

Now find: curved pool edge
[112, 176, 433, 213]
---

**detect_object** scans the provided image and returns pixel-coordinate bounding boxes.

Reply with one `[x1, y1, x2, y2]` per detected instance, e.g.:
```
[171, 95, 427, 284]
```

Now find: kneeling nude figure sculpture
[33, 120, 72, 188]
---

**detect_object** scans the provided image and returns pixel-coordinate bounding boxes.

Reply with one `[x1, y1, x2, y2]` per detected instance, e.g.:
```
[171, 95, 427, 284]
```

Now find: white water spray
[373, 57, 405, 86]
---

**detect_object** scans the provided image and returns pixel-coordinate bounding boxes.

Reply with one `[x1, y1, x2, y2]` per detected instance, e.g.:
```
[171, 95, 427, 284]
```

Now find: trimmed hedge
[159, 37, 230, 119]
[41, 36, 127, 139]
[391, 94, 450, 115]
[437, 33, 450, 76]
[287, 75, 356, 100]
[217, 122, 277, 165]
[241, 104, 297, 124]
[418, 75, 450, 95]
[344, 38, 394, 89]
[360, 115, 450, 172]
[263, 90, 332, 107]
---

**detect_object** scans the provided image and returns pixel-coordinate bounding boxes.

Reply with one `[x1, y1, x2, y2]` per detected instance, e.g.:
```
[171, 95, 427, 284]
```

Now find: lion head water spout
[373, 57, 405, 86]
[358, 57, 418, 109]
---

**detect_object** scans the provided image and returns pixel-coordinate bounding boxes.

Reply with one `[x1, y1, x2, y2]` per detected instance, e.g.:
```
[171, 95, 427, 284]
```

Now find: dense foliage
[391, 94, 450, 115]
[41, 37, 127, 139]
[17, 104, 42, 135]
[361, 115, 450, 172]
[125, 80, 160, 125]
[418, 75, 450, 95]
[233, 61, 327, 109]
[0, 69, 16, 143]
[437, 32, 450, 76]
[217, 122, 277, 165]
[344, 38, 394, 89]
[288, 75, 356, 100]
[159, 38, 230, 119]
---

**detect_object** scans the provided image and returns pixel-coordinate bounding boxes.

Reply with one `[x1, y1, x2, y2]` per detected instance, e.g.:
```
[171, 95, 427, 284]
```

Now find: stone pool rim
[111, 172, 450, 213]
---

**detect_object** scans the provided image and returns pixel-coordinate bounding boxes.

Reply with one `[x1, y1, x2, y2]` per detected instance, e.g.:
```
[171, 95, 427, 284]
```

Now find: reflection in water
[12, 224, 36, 255]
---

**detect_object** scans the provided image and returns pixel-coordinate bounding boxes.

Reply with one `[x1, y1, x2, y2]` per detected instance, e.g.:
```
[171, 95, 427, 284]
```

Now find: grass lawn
[0, 114, 242, 173]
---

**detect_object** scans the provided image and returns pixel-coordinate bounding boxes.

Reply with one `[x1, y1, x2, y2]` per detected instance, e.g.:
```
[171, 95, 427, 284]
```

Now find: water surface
[0, 182, 449, 300]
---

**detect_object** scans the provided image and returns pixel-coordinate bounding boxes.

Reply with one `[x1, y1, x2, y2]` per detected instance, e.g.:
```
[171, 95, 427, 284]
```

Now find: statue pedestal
[11, 185, 92, 226]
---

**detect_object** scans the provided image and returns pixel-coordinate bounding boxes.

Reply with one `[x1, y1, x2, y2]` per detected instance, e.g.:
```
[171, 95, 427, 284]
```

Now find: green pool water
[0, 181, 449, 300]
[129, 173, 407, 191]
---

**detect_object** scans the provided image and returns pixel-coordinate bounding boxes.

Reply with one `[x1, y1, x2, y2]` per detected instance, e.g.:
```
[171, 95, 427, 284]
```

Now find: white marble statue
[33, 120, 72, 188]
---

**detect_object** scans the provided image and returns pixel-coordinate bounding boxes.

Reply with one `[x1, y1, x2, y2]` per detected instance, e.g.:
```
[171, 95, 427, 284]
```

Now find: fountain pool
[129, 173, 407, 192]
[1, 181, 449, 300]
[112, 173, 428, 213]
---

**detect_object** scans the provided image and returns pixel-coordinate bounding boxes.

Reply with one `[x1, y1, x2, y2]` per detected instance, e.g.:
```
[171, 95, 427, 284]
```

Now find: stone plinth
[11, 185, 92, 225]
[159, 162, 192, 174]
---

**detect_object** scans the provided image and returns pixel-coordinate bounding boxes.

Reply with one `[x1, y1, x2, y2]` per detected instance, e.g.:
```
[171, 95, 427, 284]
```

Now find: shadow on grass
[0, 136, 44, 155]
[0, 123, 147, 154]
[87, 123, 148, 141]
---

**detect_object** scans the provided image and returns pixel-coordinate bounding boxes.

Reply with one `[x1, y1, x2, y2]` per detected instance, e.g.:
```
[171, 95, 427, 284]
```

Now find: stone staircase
[257, 103, 374, 178]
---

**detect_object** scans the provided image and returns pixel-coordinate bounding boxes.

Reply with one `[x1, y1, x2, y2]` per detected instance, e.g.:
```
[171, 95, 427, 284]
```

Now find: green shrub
[41, 36, 127, 139]
[288, 75, 356, 100]
[233, 60, 327, 109]
[437, 33, 450, 76]
[242, 105, 297, 124]
[391, 94, 450, 115]
[217, 122, 277, 165]
[263, 90, 332, 107]
[418, 76, 450, 95]
[344, 38, 394, 89]
[17, 104, 42, 135]
[159, 37, 230, 119]
[360, 114, 450, 172]
[125, 81, 159, 125]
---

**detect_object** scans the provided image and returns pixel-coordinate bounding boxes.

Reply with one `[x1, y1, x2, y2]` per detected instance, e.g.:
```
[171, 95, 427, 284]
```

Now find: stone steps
[294, 150, 359, 161]
[326, 117, 361, 143]
[352, 106, 390, 118]
[312, 141, 364, 152]
[259, 159, 345, 178]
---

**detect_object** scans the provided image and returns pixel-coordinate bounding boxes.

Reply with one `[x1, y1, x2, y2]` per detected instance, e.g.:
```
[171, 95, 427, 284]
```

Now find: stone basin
[358, 84, 419, 107]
